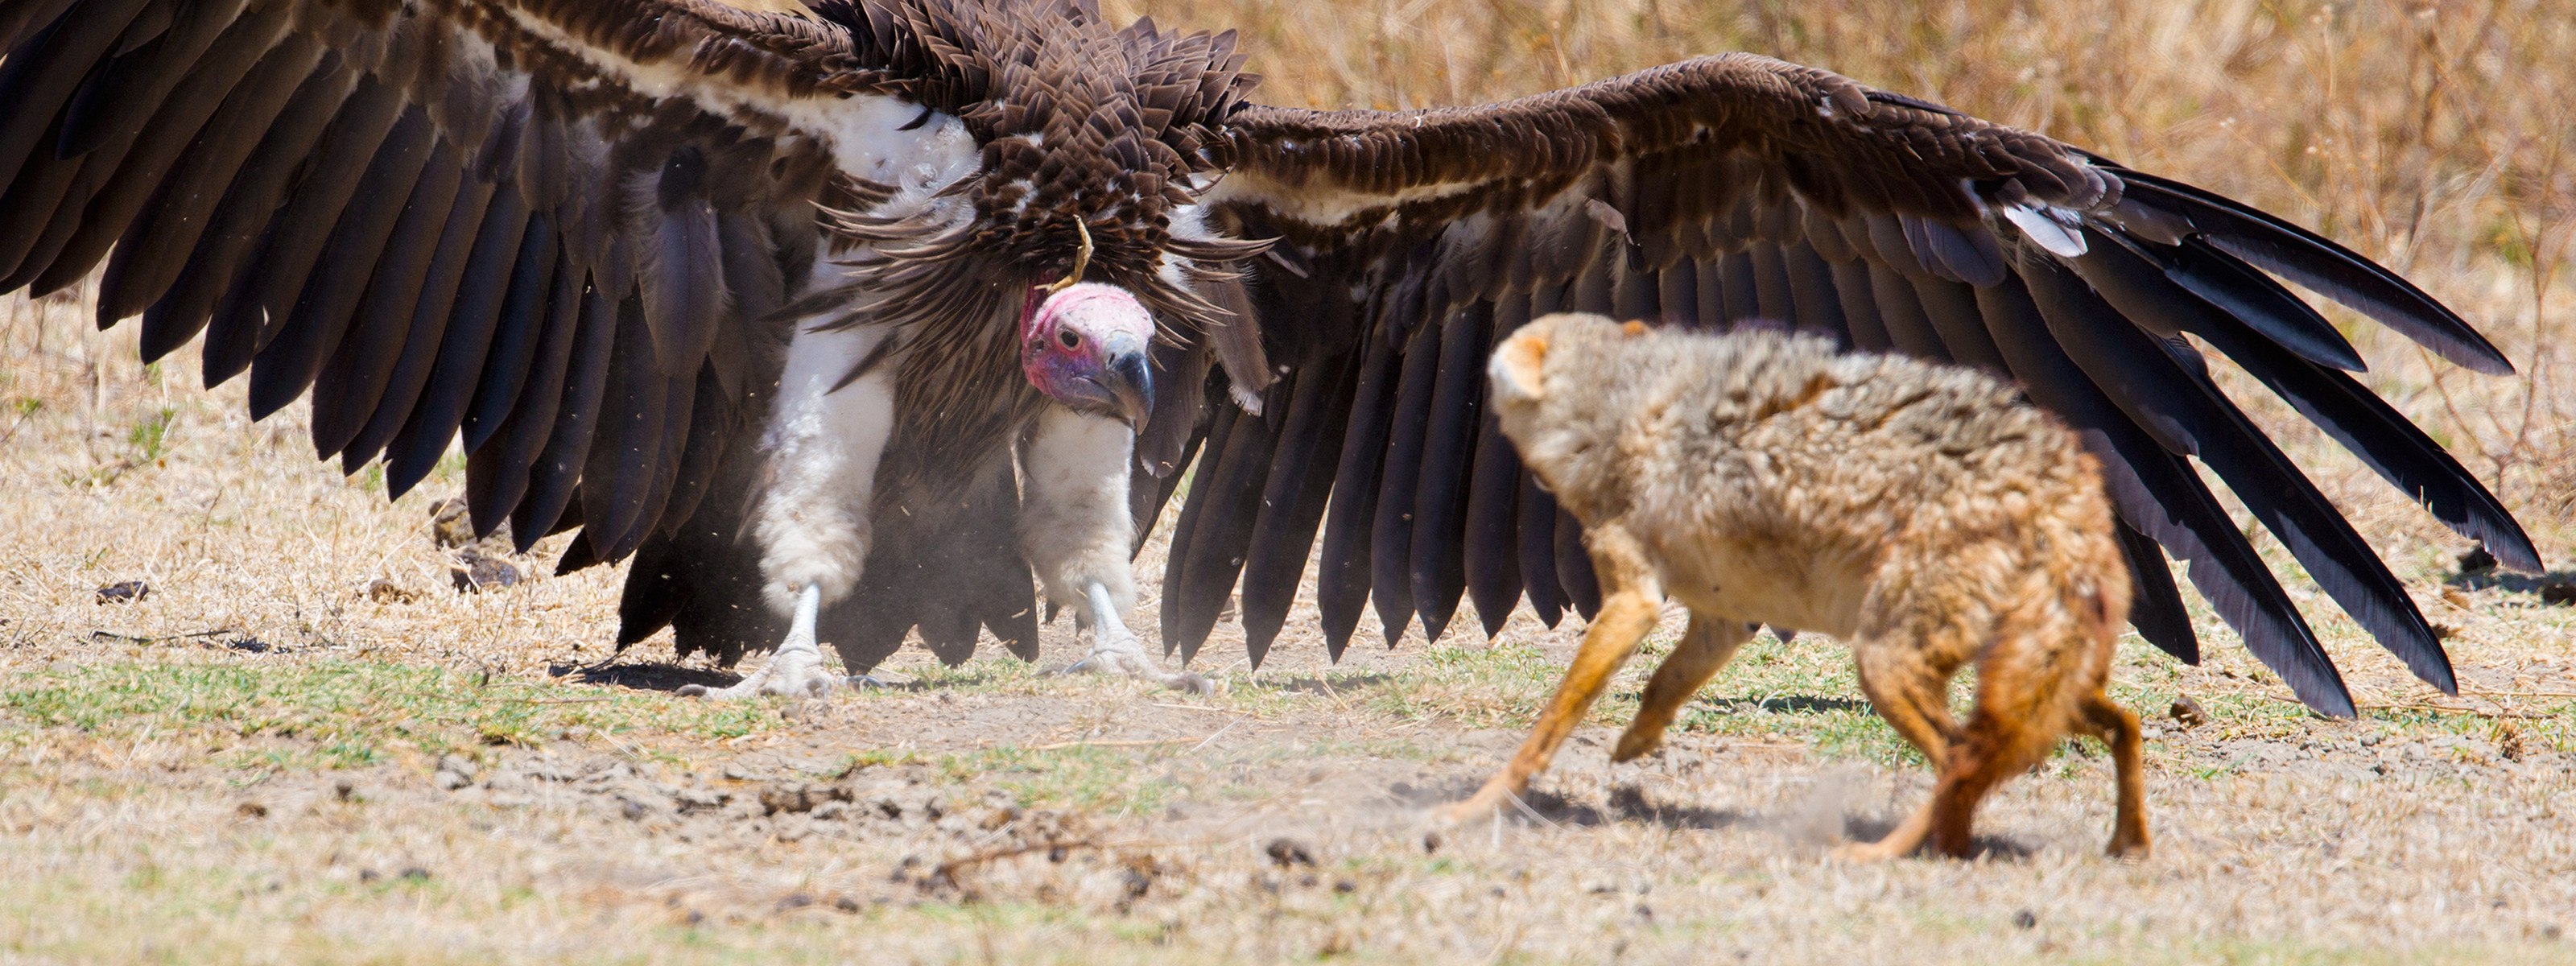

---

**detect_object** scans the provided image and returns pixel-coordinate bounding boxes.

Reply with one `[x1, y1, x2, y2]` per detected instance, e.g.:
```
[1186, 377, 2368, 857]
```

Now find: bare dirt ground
[8, 289, 2575, 966]
[8, 1, 2576, 963]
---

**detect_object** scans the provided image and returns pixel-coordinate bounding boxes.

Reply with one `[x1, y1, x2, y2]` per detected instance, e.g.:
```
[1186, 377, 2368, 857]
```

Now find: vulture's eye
[1058, 330, 1081, 350]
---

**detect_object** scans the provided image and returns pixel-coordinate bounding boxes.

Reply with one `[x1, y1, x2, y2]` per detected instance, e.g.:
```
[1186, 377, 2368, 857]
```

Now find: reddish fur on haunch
[1449, 313, 2149, 861]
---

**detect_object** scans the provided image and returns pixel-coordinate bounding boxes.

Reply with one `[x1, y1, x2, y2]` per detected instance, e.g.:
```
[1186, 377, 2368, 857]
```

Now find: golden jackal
[1446, 314, 2148, 861]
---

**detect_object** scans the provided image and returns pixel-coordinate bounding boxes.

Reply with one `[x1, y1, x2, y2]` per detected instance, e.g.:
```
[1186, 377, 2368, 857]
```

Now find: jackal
[1446, 314, 2148, 861]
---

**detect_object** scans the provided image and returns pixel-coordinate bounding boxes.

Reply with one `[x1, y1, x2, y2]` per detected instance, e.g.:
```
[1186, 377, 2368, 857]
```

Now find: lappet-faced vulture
[0, 0, 2538, 712]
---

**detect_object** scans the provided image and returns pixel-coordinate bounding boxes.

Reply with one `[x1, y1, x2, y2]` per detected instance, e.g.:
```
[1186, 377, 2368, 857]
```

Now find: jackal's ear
[1488, 328, 1551, 402]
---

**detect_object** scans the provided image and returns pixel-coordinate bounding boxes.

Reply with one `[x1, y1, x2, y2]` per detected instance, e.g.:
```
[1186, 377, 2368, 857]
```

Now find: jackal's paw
[1608, 727, 1664, 763]
[1435, 784, 1518, 826]
[1433, 798, 1495, 826]
[2105, 832, 2151, 861]
[1829, 839, 1913, 864]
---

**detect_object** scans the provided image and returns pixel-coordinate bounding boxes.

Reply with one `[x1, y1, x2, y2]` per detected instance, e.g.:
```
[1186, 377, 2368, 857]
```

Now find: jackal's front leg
[1612, 611, 1753, 762]
[1440, 524, 1663, 824]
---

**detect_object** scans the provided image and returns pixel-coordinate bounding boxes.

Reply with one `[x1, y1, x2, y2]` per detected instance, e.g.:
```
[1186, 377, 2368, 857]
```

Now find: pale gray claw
[1059, 581, 1203, 691]
[679, 584, 841, 700]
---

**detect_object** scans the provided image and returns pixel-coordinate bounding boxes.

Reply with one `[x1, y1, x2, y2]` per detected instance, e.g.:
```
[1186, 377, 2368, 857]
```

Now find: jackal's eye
[1058, 329, 1081, 350]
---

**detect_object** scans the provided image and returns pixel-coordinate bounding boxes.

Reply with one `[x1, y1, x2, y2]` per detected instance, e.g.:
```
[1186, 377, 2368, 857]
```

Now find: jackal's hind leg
[1839, 711, 2039, 864]
[1835, 630, 1972, 861]
[2079, 692, 2150, 859]
[1853, 638, 1965, 767]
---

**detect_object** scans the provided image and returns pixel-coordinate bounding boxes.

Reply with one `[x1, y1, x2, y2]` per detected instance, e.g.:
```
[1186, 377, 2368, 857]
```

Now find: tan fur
[1442, 314, 2149, 861]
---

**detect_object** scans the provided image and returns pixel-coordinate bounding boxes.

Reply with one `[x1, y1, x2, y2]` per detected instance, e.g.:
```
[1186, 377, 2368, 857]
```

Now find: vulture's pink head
[1021, 283, 1155, 427]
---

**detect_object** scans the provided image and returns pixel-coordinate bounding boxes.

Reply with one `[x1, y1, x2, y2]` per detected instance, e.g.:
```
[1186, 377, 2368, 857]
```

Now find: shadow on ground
[1269, 672, 1397, 696]
[551, 660, 1010, 694]
[1699, 694, 1872, 715]
[1387, 778, 1758, 832]
[1834, 811, 2037, 862]
[1397, 778, 2035, 861]
[550, 662, 739, 692]
[2448, 566, 2576, 605]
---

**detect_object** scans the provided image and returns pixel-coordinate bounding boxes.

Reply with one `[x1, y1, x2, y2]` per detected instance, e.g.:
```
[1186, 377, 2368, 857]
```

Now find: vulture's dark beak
[1089, 337, 1154, 430]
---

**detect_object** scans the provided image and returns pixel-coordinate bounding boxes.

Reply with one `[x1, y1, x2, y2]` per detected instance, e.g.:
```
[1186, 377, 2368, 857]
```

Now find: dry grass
[5, 1, 2576, 962]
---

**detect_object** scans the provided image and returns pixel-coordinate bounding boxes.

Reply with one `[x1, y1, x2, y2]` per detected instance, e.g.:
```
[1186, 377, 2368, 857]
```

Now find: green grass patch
[0, 658, 782, 771]
[939, 744, 1160, 814]
[1358, 641, 1576, 728]
[126, 407, 177, 463]
[1662, 630, 1920, 765]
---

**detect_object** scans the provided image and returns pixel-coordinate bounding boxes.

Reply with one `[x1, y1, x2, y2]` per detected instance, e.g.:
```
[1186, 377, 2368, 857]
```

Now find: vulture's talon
[1061, 630, 1195, 687]
[1061, 644, 1158, 679]
[677, 584, 840, 700]
[1055, 580, 1195, 686]
[673, 657, 841, 700]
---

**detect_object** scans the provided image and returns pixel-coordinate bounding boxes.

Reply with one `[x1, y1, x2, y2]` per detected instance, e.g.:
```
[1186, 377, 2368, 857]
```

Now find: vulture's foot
[1063, 631, 1208, 694]
[679, 584, 841, 700]
[1059, 583, 1211, 695]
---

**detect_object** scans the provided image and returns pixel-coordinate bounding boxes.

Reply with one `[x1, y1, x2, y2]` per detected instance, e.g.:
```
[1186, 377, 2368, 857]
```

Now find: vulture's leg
[680, 324, 896, 700]
[678, 584, 832, 698]
[1021, 407, 1206, 693]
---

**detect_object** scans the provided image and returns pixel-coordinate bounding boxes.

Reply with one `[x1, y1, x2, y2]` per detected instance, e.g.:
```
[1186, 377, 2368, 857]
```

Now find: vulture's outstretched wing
[0, 0, 976, 594]
[1179, 54, 2536, 716]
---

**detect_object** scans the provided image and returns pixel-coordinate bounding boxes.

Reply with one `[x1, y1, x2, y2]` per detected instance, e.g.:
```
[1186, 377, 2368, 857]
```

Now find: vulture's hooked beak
[1041, 335, 1153, 427]
[1083, 332, 1154, 429]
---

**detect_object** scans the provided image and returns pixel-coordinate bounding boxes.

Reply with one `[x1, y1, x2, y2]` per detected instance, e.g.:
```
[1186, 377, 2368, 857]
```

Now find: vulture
[0, 0, 2540, 714]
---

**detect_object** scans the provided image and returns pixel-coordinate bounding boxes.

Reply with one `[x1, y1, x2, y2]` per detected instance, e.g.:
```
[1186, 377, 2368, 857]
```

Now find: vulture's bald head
[1021, 283, 1155, 428]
